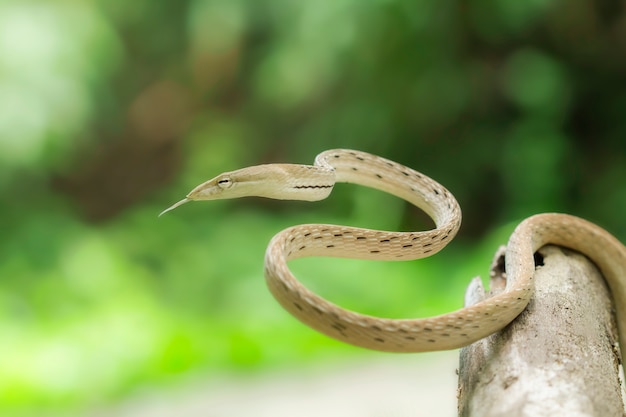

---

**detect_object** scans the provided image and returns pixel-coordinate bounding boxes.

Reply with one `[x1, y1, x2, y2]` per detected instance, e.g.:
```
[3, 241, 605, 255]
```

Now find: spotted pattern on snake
[162, 149, 626, 355]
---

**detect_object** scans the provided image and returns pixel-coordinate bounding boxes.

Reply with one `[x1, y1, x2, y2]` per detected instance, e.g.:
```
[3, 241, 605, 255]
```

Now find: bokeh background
[2, 0, 626, 415]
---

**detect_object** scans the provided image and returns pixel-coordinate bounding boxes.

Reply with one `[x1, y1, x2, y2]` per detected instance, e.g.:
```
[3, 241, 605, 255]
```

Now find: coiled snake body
[162, 150, 626, 356]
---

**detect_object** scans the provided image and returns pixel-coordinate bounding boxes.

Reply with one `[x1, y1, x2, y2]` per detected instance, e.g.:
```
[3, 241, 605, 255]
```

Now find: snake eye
[217, 176, 233, 189]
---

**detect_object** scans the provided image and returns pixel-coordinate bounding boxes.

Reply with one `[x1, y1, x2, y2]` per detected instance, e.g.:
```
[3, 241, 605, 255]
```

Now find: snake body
[162, 149, 626, 355]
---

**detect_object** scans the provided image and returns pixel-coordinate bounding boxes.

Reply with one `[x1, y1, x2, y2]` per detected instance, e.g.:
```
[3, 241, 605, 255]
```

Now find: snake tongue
[158, 198, 191, 217]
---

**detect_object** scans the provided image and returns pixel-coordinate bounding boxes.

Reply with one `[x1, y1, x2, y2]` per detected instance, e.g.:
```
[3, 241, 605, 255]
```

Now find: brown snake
[161, 149, 626, 355]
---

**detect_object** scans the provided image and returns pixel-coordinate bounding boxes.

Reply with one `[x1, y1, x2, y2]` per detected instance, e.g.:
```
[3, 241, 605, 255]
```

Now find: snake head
[159, 164, 333, 217]
[159, 168, 254, 216]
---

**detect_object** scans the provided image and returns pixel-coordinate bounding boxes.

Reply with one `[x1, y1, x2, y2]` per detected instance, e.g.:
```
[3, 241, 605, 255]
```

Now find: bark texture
[458, 245, 624, 417]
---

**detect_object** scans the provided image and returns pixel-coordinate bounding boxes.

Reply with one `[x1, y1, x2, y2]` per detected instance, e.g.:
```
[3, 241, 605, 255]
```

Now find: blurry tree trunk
[457, 245, 625, 417]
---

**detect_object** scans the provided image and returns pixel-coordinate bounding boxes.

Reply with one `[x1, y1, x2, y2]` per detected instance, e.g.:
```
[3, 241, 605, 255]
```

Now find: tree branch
[458, 245, 624, 417]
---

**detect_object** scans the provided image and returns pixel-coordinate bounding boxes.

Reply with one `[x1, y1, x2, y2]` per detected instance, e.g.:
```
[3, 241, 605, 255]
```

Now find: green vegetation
[1, 0, 625, 414]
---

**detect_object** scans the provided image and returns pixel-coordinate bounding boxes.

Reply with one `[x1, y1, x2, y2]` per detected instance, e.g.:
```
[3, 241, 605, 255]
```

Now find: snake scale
[161, 149, 626, 356]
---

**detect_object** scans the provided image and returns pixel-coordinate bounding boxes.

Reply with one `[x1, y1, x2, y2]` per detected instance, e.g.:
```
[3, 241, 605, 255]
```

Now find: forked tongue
[158, 198, 191, 217]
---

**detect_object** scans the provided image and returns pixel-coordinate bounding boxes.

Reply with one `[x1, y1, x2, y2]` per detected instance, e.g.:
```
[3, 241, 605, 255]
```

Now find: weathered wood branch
[458, 245, 624, 417]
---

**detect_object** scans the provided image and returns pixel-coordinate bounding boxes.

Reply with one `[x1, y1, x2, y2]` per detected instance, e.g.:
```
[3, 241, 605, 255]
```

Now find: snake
[161, 149, 626, 355]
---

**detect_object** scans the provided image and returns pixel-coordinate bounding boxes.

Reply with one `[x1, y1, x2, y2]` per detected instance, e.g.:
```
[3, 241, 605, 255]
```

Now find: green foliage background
[1, 0, 626, 414]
